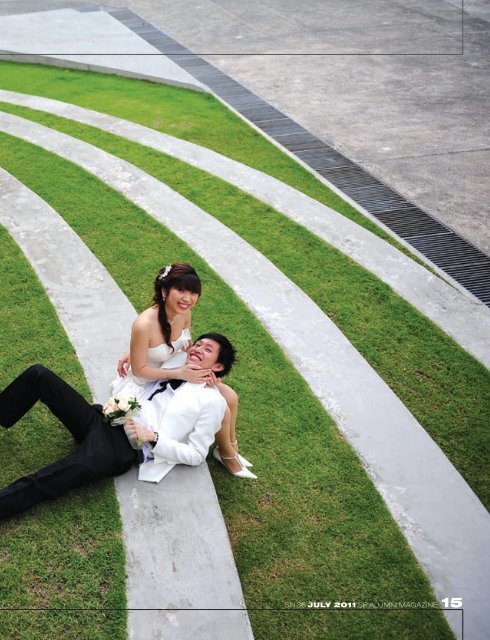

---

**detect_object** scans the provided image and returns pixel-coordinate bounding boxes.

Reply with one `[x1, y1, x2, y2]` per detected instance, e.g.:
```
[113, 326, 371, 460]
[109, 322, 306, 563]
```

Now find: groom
[0, 333, 235, 520]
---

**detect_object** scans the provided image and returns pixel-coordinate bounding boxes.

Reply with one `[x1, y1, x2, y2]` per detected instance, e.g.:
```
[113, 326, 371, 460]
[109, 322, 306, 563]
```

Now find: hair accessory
[158, 265, 172, 281]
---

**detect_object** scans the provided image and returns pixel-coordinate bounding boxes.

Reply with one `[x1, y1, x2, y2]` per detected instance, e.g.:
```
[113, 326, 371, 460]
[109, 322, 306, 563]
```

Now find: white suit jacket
[137, 381, 227, 483]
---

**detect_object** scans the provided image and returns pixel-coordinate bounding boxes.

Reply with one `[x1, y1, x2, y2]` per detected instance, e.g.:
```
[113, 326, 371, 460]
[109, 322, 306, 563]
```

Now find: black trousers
[0, 364, 137, 519]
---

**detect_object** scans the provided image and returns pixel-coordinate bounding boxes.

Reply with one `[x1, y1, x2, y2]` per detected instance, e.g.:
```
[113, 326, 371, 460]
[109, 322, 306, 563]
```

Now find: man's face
[187, 338, 224, 373]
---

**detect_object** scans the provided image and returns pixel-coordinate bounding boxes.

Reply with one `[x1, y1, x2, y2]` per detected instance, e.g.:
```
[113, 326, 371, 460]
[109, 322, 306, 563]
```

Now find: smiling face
[186, 338, 224, 373]
[164, 286, 199, 318]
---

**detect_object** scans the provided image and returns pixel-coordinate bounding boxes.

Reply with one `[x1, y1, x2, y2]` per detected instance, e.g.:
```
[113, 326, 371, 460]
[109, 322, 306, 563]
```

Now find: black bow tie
[148, 379, 184, 401]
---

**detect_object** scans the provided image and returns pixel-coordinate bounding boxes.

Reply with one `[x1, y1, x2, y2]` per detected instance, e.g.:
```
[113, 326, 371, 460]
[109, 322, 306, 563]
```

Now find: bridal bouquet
[102, 396, 141, 426]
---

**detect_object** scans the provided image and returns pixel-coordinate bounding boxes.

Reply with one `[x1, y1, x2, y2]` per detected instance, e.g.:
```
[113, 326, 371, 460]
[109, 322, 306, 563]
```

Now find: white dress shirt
[136, 380, 227, 483]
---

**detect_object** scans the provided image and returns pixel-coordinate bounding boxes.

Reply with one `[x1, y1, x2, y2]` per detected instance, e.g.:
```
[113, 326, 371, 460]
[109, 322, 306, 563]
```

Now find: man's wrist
[150, 431, 159, 448]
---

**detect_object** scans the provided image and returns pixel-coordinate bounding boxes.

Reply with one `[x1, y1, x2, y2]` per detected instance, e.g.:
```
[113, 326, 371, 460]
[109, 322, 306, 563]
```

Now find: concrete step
[1, 112, 488, 639]
[0, 89, 488, 369]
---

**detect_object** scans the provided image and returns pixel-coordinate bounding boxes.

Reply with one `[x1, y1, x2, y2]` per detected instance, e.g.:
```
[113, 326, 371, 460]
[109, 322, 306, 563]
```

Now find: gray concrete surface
[47, 0, 485, 258]
[0, 7, 207, 91]
[0, 167, 253, 640]
[1, 88, 489, 369]
[1, 2, 488, 254]
[1, 110, 488, 639]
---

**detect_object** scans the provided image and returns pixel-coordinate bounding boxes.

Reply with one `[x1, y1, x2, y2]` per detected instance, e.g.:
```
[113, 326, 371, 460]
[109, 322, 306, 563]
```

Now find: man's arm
[152, 397, 226, 466]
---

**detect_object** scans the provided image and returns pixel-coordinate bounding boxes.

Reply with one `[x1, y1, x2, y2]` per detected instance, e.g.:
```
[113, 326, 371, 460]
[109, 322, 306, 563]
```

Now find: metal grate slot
[279, 137, 327, 151]
[296, 150, 356, 170]
[258, 122, 306, 136]
[240, 108, 285, 121]
[319, 170, 382, 190]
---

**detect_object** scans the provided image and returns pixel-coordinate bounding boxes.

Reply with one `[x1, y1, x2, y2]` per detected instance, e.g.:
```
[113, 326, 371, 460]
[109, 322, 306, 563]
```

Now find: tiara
[158, 265, 172, 281]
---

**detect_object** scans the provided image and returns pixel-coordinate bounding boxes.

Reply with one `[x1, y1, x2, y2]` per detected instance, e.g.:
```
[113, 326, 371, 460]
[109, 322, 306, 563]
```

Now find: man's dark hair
[195, 333, 236, 378]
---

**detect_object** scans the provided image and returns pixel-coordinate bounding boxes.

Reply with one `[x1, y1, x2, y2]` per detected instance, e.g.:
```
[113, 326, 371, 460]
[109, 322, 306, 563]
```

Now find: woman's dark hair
[152, 263, 201, 349]
[194, 332, 237, 378]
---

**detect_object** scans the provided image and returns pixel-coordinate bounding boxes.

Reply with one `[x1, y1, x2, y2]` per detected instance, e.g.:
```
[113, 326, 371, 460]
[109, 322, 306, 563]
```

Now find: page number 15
[441, 597, 463, 608]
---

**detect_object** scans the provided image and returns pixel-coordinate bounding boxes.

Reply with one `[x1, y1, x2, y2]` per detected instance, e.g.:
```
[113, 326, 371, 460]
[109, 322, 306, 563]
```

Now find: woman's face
[164, 286, 199, 317]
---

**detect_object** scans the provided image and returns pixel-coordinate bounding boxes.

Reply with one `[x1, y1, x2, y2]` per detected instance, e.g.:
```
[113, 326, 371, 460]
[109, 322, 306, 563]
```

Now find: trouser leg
[0, 364, 95, 443]
[0, 432, 118, 520]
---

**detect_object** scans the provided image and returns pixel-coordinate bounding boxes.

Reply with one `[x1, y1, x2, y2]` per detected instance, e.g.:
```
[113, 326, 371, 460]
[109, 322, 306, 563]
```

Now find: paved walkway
[0, 167, 253, 640]
[0, 7, 207, 91]
[1, 111, 489, 639]
[1, 1, 488, 257]
[1, 89, 489, 369]
[111, 0, 490, 258]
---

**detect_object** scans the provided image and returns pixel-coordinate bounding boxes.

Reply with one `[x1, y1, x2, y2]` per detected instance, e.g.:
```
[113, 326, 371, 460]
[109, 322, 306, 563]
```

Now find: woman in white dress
[114, 263, 255, 479]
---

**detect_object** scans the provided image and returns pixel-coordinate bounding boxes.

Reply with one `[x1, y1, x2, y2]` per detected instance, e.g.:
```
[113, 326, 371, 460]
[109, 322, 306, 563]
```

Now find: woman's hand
[178, 364, 212, 384]
[117, 351, 130, 377]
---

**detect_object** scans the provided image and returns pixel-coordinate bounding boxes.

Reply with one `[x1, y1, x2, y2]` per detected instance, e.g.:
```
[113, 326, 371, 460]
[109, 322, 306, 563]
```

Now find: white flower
[103, 395, 140, 426]
[116, 397, 130, 412]
[103, 398, 118, 414]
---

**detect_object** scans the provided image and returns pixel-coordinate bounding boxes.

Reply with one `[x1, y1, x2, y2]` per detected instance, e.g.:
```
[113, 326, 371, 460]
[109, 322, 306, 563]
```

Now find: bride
[113, 263, 255, 479]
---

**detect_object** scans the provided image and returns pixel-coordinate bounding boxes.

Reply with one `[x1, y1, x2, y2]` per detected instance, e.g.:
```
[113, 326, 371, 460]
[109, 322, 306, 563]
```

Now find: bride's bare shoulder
[133, 306, 158, 330]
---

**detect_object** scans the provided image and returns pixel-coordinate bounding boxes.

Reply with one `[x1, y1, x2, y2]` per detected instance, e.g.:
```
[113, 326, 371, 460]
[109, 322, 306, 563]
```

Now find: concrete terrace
[2, 2, 489, 305]
[1, 106, 489, 639]
[0, 6, 207, 91]
[1, 1, 488, 256]
[0, 90, 488, 367]
[0, 4, 488, 640]
[109, 0, 490, 258]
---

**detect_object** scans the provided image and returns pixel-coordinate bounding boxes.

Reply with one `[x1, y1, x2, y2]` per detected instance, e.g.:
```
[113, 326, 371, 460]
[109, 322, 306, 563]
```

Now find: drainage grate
[102, 5, 490, 307]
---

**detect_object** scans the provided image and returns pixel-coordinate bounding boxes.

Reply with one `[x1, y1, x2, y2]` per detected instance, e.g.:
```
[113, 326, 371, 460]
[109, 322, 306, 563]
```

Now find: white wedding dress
[110, 328, 191, 402]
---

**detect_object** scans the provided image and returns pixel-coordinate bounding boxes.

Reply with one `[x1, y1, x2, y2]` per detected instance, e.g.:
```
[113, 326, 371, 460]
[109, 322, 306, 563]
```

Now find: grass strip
[0, 61, 429, 263]
[0, 226, 126, 639]
[0, 102, 487, 508]
[0, 133, 453, 640]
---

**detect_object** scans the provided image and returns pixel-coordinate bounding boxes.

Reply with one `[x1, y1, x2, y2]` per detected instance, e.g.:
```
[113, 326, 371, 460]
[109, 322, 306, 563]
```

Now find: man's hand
[117, 351, 130, 377]
[205, 370, 220, 388]
[125, 419, 155, 444]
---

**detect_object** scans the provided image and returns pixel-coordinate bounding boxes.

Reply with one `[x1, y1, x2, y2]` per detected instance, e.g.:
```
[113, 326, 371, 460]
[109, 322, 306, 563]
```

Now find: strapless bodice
[146, 328, 191, 370]
[110, 328, 191, 400]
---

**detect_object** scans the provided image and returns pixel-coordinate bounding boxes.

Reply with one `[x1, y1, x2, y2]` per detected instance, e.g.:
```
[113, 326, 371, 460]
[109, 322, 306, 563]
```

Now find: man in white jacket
[128, 333, 233, 483]
[0, 333, 235, 519]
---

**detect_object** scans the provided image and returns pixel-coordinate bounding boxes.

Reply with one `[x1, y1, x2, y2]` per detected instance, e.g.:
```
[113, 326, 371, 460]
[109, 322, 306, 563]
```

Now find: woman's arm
[130, 316, 210, 383]
[117, 350, 130, 377]
[129, 316, 172, 380]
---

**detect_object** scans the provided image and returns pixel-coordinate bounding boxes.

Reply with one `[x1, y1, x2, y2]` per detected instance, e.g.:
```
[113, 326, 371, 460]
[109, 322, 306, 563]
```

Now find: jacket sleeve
[152, 396, 226, 466]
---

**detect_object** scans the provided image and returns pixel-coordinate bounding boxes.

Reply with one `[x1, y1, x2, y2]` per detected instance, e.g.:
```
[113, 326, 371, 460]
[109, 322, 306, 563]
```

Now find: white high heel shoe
[213, 447, 257, 479]
[230, 441, 253, 468]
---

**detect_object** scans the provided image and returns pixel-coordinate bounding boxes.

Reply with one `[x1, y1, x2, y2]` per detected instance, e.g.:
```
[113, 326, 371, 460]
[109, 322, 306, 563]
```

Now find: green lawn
[0, 61, 424, 256]
[0, 132, 454, 639]
[0, 226, 126, 639]
[0, 100, 488, 511]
